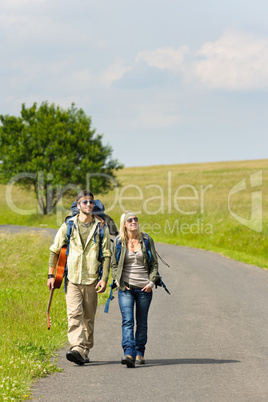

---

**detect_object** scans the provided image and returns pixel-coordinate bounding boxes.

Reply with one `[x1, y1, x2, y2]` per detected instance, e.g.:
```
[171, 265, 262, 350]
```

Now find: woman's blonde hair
[119, 211, 142, 243]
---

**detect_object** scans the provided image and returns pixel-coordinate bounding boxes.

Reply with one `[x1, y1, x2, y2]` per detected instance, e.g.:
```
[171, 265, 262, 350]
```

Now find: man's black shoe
[66, 350, 85, 365]
[121, 355, 135, 368]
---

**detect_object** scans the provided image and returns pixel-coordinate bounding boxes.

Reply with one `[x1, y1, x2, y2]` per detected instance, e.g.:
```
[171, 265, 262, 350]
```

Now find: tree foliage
[0, 102, 123, 214]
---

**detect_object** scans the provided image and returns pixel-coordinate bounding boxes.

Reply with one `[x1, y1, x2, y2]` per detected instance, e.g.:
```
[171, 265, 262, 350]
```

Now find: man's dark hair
[76, 190, 94, 202]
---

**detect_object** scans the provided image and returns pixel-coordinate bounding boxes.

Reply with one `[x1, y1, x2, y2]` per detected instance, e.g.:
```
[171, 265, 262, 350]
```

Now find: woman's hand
[141, 284, 152, 293]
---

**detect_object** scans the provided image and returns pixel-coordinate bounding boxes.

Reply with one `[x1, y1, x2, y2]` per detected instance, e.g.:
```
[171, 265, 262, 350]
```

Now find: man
[47, 190, 111, 365]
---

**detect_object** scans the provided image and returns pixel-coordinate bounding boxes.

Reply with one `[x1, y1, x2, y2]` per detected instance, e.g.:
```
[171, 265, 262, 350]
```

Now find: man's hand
[95, 280, 106, 293]
[47, 278, 55, 290]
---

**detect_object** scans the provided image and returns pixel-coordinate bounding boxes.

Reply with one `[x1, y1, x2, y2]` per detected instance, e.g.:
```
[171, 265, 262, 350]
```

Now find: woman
[111, 211, 159, 368]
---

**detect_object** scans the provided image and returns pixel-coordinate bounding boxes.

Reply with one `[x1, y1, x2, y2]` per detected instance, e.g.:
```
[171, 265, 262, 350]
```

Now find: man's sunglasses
[80, 200, 94, 205]
[126, 217, 138, 223]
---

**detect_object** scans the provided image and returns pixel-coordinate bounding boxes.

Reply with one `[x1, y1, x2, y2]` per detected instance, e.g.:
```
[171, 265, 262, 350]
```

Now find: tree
[0, 102, 123, 214]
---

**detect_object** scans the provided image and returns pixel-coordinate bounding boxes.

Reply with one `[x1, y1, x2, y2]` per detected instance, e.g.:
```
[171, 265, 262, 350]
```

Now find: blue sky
[1, 0, 268, 167]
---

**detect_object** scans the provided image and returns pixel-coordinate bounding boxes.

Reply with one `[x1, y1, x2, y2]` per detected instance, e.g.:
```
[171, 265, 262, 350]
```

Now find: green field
[1, 158, 267, 267]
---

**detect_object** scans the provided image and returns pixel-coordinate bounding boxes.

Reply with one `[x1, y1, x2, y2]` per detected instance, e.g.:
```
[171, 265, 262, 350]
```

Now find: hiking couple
[47, 190, 159, 368]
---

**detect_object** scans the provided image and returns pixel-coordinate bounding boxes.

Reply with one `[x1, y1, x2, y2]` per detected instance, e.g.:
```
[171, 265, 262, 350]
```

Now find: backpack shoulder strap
[94, 222, 105, 280]
[104, 280, 117, 313]
[63, 218, 76, 291]
[97, 222, 105, 259]
[115, 236, 122, 263]
[66, 219, 75, 256]
[142, 233, 152, 262]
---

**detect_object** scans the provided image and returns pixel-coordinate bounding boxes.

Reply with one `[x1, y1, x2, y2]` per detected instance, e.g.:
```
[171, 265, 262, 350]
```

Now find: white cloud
[100, 59, 132, 86]
[133, 30, 268, 91]
[136, 46, 189, 72]
[67, 61, 131, 91]
[47, 60, 131, 94]
[193, 30, 268, 90]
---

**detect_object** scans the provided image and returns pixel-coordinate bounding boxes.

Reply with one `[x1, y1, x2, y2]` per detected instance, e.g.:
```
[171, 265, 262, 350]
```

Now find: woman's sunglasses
[80, 200, 94, 205]
[126, 217, 138, 223]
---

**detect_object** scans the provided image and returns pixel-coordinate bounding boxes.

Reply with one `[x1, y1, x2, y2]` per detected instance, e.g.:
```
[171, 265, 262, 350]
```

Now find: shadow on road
[144, 358, 240, 366]
[69, 358, 240, 368]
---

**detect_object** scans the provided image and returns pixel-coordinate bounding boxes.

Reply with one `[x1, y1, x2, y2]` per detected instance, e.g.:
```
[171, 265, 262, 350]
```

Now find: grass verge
[0, 232, 108, 401]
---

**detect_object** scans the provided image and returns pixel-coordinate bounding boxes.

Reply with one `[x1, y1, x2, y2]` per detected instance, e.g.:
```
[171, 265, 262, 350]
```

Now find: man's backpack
[70, 200, 119, 236]
[104, 233, 170, 313]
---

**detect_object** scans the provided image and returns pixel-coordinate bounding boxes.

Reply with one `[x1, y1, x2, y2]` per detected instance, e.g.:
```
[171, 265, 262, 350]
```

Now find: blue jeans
[118, 288, 153, 359]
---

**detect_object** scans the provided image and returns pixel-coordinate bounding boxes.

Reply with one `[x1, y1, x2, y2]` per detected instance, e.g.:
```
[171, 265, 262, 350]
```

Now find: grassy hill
[0, 158, 267, 268]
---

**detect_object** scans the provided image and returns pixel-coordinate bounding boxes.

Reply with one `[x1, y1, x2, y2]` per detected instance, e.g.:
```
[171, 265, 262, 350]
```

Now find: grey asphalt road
[1, 226, 268, 401]
[0, 224, 57, 238]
